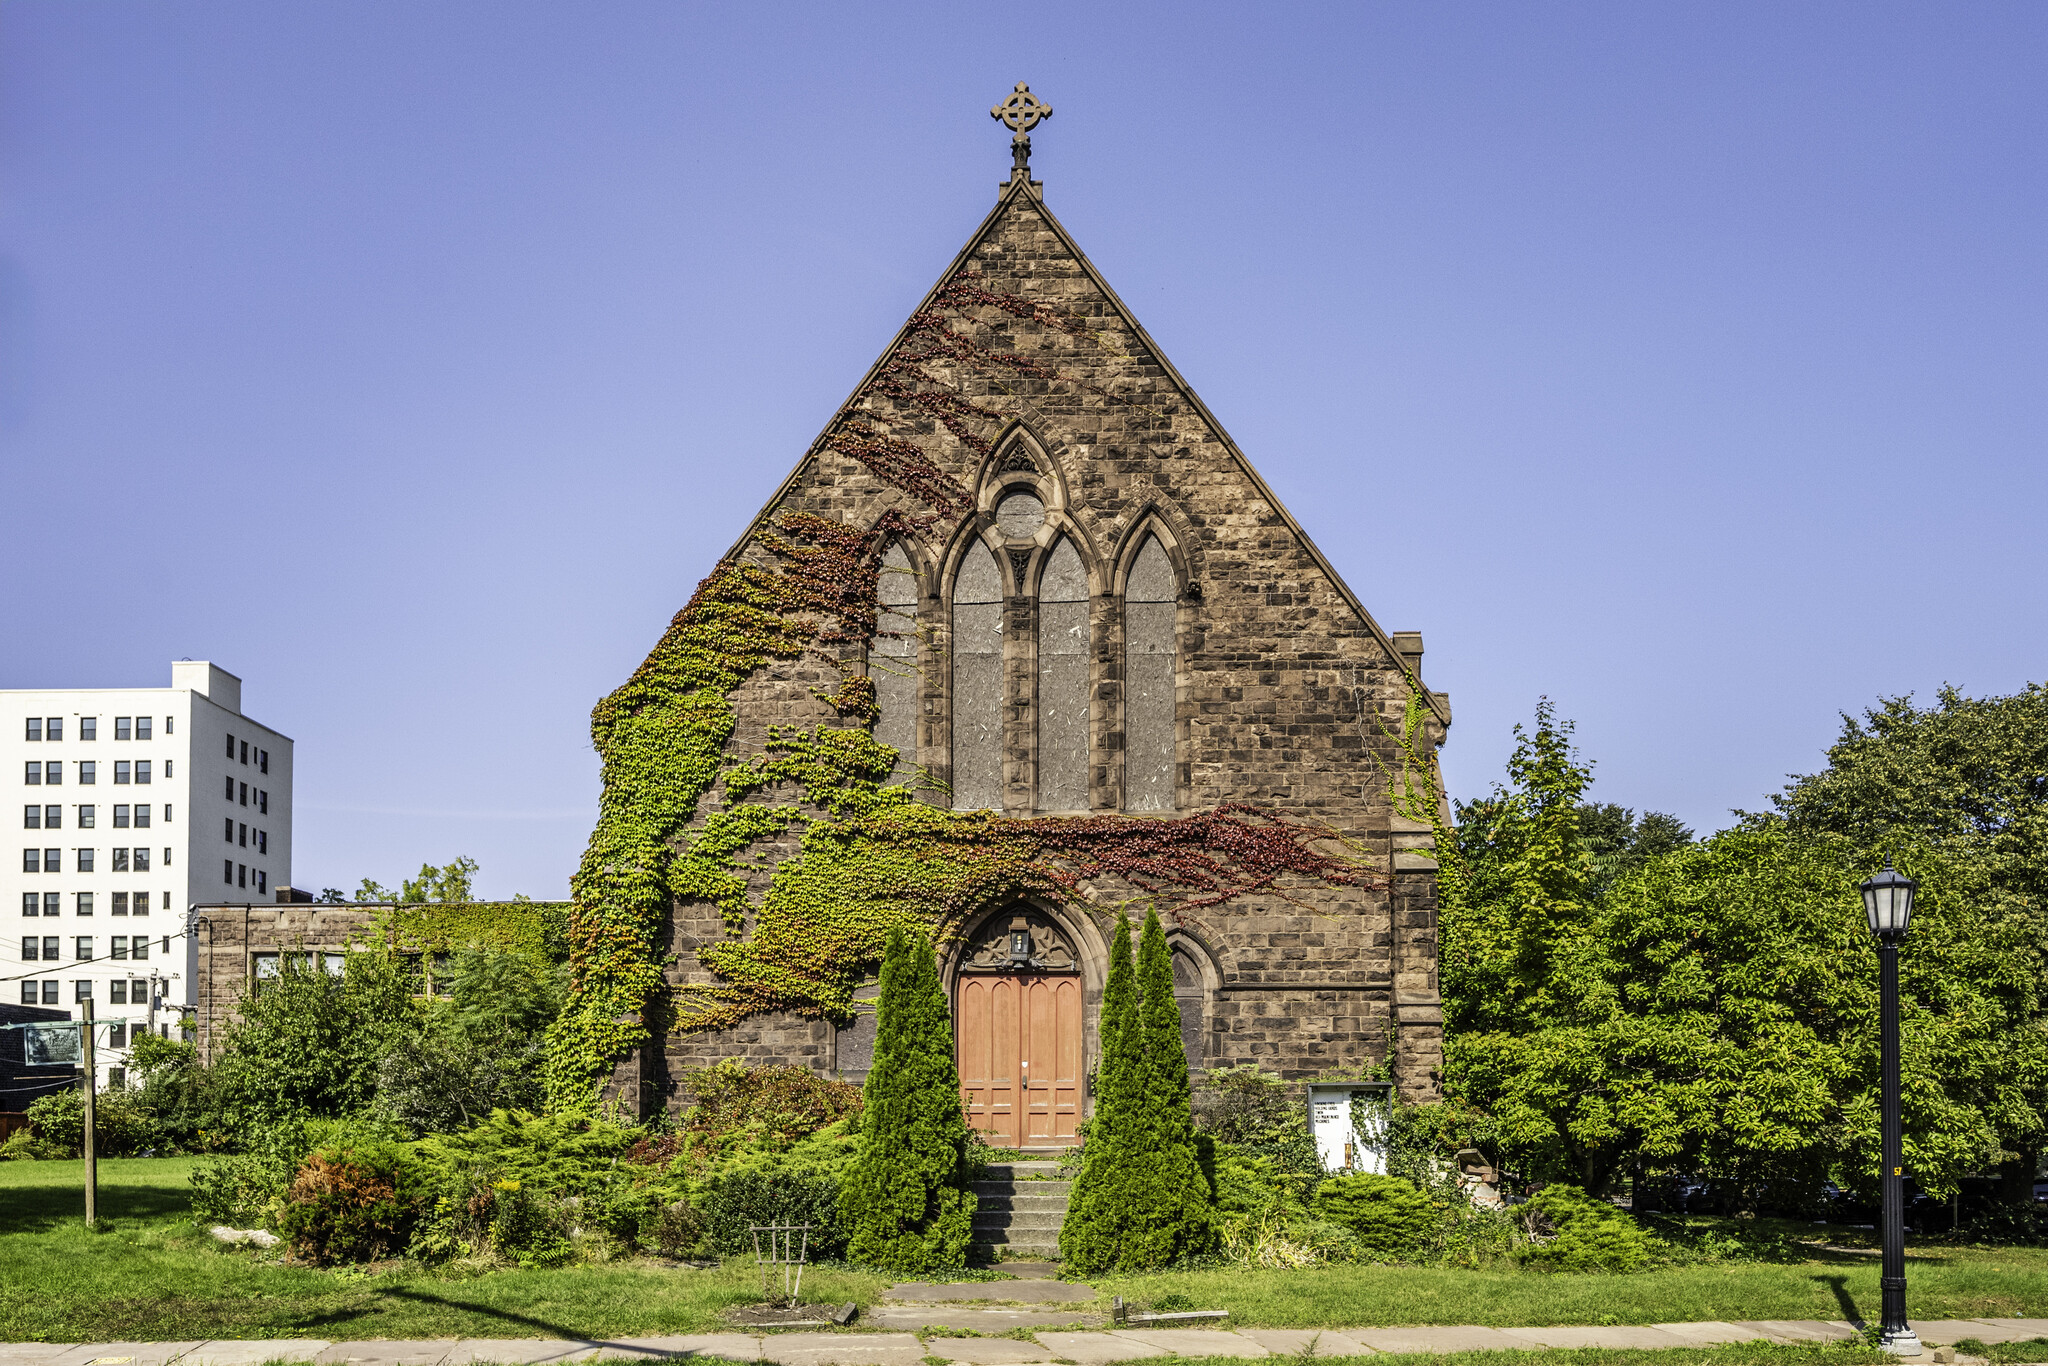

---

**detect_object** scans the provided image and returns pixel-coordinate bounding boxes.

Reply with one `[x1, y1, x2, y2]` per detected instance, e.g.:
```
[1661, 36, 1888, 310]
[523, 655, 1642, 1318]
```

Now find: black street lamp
[1861, 857, 1920, 1356]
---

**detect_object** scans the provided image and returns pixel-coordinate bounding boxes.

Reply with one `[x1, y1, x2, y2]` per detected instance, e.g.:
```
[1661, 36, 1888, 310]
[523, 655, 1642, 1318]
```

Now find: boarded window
[1036, 538, 1089, 812]
[951, 540, 1005, 811]
[870, 543, 919, 783]
[1172, 945, 1205, 1070]
[1124, 534, 1177, 811]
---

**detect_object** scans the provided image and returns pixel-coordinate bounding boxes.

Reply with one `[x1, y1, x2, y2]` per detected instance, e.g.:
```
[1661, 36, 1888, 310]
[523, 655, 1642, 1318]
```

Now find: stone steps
[972, 1161, 1073, 1257]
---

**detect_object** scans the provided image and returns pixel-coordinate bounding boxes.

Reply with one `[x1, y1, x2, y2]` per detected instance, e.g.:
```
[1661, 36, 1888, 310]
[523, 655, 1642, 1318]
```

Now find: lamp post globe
[1861, 857, 1920, 1355]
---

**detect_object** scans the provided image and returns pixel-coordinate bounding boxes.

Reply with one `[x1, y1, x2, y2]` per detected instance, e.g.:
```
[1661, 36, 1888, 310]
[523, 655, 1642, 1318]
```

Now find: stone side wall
[190, 903, 375, 1063]
[639, 177, 1448, 1111]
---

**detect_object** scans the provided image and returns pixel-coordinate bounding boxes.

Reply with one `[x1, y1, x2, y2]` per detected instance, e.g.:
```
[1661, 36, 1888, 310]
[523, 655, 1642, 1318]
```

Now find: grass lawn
[4, 1160, 2046, 1343]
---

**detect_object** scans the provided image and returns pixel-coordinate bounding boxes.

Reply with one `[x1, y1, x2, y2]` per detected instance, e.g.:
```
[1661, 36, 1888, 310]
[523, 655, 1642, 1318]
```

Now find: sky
[3, 3, 2044, 899]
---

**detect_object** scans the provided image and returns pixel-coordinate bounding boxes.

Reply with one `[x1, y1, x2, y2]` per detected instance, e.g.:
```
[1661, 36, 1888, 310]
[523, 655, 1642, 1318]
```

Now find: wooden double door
[957, 973, 1083, 1147]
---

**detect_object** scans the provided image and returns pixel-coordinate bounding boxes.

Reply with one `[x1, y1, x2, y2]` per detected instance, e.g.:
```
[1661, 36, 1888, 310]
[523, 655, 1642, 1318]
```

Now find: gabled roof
[725, 173, 1450, 729]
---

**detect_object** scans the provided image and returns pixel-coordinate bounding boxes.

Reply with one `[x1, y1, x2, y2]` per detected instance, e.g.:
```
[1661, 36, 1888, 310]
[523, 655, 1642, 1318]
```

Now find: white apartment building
[3, 660, 293, 1087]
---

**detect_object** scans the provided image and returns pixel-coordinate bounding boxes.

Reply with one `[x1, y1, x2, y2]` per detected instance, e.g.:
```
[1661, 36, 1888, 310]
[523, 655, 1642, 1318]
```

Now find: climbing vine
[544, 270, 1432, 1113]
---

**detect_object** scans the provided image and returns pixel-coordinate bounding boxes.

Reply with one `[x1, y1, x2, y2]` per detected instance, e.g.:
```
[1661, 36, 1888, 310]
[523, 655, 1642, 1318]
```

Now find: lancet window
[950, 539, 1004, 811]
[1123, 534, 1177, 811]
[1036, 538, 1089, 813]
[870, 543, 919, 784]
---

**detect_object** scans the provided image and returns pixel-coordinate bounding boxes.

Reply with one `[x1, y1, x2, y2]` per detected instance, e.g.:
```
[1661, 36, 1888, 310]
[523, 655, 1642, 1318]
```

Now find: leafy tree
[357, 856, 480, 904]
[213, 949, 423, 1133]
[838, 927, 976, 1271]
[1578, 804, 1694, 898]
[1446, 702, 2046, 1202]
[130, 1033, 220, 1152]
[1061, 907, 1217, 1271]
[1767, 683, 2048, 1197]
[374, 947, 566, 1137]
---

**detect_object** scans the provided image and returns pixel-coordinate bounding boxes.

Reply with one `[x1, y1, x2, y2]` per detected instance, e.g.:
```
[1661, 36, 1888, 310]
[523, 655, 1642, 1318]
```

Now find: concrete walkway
[4, 1319, 2046, 1366]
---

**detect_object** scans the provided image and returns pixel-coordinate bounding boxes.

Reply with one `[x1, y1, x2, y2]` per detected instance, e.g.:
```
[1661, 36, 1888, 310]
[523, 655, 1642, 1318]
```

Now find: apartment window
[25, 718, 41, 742]
[20, 892, 35, 915]
[77, 762, 93, 785]
[256, 870, 267, 894]
[44, 805, 59, 830]
[240, 741, 249, 765]
[133, 935, 149, 961]
[164, 760, 172, 778]
[75, 892, 91, 916]
[162, 934, 169, 950]
[223, 859, 233, 885]
[115, 717, 131, 740]
[238, 823, 247, 847]
[109, 1018, 128, 1044]
[259, 790, 269, 815]
[133, 847, 149, 871]
[22, 849, 37, 873]
[42, 848, 58, 872]
[76, 849, 93, 873]
[77, 805, 93, 828]
[136, 717, 151, 740]
[136, 891, 152, 915]
[115, 805, 130, 828]
[164, 804, 172, 823]
[257, 830, 267, 854]
[115, 762, 130, 785]
[163, 848, 171, 867]
[259, 749, 269, 774]
[113, 848, 128, 871]
[110, 981, 128, 1005]
[133, 804, 148, 829]
[79, 718, 96, 741]
[42, 892, 57, 915]
[39, 981, 57, 1004]
[226, 734, 236, 759]
[75, 936, 91, 961]
[17, 983, 34, 1005]
[112, 936, 128, 960]
[238, 863, 247, 888]
[223, 817, 233, 843]
[165, 717, 173, 735]
[46, 718, 62, 742]
[46, 762, 61, 786]
[24, 805, 39, 829]
[112, 891, 128, 915]
[40, 935, 56, 959]
[223, 776, 234, 801]
[134, 762, 148, 785]
[75, 980, 92, 1002]
[108, 1066, 126, 1089]
[24, 762, 39, 787]
[239, 782, 248, 806]
[21, 936, 37, 960]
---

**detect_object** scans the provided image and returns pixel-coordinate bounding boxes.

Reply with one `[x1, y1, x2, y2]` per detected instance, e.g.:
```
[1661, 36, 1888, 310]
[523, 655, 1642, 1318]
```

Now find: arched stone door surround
[944, 899, 1108, 1149]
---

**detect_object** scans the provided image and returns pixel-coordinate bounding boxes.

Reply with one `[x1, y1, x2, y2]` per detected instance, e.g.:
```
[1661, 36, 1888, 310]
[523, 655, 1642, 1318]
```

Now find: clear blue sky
[4, 3, 2043, 898]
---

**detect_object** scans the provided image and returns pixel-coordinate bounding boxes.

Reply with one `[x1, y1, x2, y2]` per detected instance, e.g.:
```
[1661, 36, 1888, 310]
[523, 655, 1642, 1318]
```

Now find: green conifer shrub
[1059, 908, 1218, 1271]
[1518, 1183, 1654, 1272]
[838, 927, 976, 1271]
[1312, 1173, 1435, 1258]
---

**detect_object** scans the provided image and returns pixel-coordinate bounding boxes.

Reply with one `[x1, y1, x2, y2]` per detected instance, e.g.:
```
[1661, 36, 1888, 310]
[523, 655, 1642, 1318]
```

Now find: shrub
[277, 1144, 428, 1265]
[707, 1165, 845, 1259]
[683, 1059, 863, 1151]
[412, 1108, 638, 1196]
[1313, 1173, 1435, 1258]
[838, 927, 976, 1272]
[1518, 1183, 1654, 1272]
[642, 1198, 704, 1259]
[487, 1180, 574, 1268]
[23, 1086, 157, 1158]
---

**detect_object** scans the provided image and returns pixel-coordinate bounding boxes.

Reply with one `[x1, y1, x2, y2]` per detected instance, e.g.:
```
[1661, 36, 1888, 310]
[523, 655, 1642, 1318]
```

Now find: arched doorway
[955, 909, 1084, 1147]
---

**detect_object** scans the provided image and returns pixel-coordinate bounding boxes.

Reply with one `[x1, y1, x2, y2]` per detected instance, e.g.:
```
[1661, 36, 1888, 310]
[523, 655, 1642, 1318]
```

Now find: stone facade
[636, 162, 1451, 1115]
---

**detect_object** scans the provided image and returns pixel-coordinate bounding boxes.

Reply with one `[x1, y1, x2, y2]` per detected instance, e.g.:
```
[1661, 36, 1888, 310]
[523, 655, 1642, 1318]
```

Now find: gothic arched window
[951, 539, 1004, 811]
[1036, 538, 1089, 812]
[1124, 534, 1177, 811]
[870, 543, 919, 784]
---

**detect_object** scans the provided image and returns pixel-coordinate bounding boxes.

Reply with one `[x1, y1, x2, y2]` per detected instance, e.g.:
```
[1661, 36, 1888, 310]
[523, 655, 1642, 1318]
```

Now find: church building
[563, 88, 1452, 1135]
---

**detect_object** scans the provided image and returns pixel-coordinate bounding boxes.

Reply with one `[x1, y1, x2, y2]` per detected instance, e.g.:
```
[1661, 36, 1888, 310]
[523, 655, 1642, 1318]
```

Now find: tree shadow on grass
[312, 1287, 614, 1344]
[0, 1176, 193, 1232]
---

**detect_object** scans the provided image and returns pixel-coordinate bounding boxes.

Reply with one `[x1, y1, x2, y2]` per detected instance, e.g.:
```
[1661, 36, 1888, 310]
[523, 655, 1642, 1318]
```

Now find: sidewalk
[3, 1319, 2045, 1366]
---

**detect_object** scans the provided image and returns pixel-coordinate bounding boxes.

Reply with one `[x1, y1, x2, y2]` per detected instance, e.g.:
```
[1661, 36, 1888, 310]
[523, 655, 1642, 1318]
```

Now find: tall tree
[1060, 908, 1216, 1271]
[839, 927, 976, 1271]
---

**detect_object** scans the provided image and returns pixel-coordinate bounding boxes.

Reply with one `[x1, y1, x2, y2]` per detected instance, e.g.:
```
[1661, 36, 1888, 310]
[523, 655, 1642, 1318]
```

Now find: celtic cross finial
[990, 83, 1052, 178]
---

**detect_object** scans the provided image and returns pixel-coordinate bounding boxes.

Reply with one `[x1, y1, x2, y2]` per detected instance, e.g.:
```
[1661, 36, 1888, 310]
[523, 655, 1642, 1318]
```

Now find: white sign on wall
[1307, 1084, 1390, 1173]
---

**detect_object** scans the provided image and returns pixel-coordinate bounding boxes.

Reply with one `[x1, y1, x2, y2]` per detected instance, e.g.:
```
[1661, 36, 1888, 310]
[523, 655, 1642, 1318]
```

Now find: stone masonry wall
[638, 173, 1449, 1113]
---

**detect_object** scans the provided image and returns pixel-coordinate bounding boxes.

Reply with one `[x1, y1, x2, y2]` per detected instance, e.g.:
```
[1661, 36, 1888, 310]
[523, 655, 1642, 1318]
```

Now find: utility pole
[81, 997, 97, 1226]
